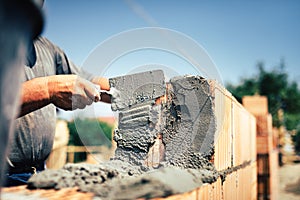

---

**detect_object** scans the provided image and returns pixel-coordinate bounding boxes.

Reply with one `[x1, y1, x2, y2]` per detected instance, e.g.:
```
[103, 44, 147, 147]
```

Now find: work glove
[47, 75, 100, 110]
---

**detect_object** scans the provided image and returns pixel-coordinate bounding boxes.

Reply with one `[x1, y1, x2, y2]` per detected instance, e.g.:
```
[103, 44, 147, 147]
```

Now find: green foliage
[285, 113, 300, 131]
[68, 119, 113, 147]
[293, 130, 300, 153]
[67, 119, 114, 162]
[226, 78, 258, 102]
[68, 121, 84, 146]
[226, 60, 300, 152]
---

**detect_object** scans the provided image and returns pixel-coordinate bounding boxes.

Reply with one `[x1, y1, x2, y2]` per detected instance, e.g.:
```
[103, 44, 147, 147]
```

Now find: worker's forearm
[18, 77, 51, 117]
[19, 76, 110, 117]
[91, 77, 111, 103]
[91, 77, 110, 91]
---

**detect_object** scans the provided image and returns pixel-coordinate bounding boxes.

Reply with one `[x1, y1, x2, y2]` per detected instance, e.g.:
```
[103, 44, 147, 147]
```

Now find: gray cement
[27, 72, 220, 199]
[28, 161, 142, 191]
[109, 70, 165, 111]
[113, 101, 162, 167]
[163, 75, 216, 170]
[102, 167, 214, 199]
[169, 76, 215, 157]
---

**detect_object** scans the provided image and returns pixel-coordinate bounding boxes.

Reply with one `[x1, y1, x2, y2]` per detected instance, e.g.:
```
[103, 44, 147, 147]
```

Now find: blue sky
[43, 0, 300, 86]
[42, 0, 300, 87]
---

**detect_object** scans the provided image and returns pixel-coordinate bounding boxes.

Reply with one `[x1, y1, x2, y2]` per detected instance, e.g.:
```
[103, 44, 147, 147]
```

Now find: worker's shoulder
[35, 36, 53, 45]
[34, 36, 62, 52]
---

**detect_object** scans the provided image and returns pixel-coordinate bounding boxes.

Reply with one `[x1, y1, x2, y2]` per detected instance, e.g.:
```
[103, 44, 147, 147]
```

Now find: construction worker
[0, 0, 44, 187]
[4, 1, 111, 187]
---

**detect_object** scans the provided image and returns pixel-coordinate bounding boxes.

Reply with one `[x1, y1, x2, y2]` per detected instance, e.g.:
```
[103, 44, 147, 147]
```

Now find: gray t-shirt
[8, 37, 94, 165]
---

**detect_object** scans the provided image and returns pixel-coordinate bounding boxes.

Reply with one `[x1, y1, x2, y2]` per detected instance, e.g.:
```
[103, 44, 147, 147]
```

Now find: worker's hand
[47, 75, 100, 110]
[91, 77, 111, 103]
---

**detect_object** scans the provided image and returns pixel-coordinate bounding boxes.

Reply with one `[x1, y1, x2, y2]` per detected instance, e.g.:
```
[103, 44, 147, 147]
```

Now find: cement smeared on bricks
[111, 70, 166, 167]
[28, 160, 143, 196]
[113, 102, 162, 167]
[102, 167, 213, 199]
[163, 75, 216, 169]
[28, 72, 219, 199]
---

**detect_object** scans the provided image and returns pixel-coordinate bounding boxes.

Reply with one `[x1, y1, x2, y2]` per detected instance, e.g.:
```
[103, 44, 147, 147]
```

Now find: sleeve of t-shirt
[45, 37, 96, 81]
[58, 51, 96, 81]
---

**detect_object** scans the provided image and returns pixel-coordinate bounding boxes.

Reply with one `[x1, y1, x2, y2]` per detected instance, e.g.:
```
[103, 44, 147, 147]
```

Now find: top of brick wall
[242, 95, 268, 116]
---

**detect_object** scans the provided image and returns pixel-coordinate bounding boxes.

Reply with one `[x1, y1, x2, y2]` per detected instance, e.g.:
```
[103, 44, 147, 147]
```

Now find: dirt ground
[278, 163, 300, 200]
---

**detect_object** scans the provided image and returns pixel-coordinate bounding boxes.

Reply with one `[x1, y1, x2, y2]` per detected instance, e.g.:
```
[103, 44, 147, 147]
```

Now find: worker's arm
[66, 61, 111, 103]
[54, 54, 111, 103]
[49, 43, 112, 103]
[19, 75, 101, 117]
[90, 77, 111, 103]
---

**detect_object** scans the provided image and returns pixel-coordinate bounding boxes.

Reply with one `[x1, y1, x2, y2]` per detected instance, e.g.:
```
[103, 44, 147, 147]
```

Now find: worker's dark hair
[32, 0, 45, 8]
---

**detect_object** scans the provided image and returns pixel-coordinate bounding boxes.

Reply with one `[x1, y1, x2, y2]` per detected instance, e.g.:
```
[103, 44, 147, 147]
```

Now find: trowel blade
[109, 70, 165, 111]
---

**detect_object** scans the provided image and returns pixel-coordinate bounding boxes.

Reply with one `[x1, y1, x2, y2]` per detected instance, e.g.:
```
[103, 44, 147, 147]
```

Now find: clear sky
[43, 0, 300, 86]
[41, 0, 300, 118]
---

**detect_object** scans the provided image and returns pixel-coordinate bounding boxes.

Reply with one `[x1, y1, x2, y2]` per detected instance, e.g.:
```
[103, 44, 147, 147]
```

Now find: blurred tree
[67, 119, 114, 162]
[226, 60, 300, 152]
[294, 129, 300, 153]
[68, 119, 113, 146]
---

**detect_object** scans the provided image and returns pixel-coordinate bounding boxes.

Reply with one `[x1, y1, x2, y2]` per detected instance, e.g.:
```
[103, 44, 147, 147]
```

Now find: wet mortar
[28, 71, 220, 199]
